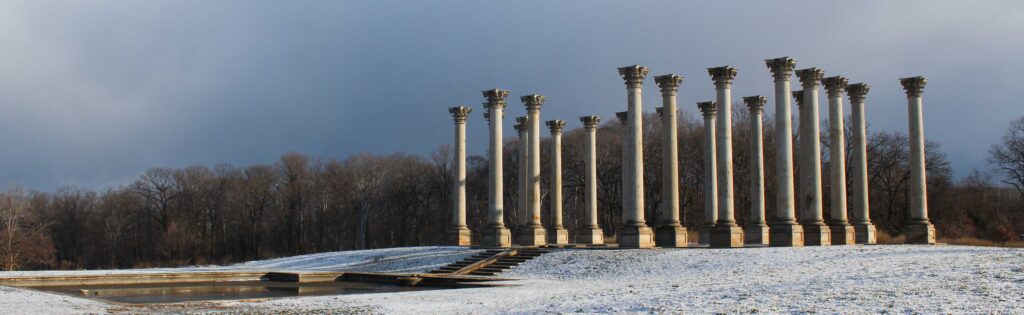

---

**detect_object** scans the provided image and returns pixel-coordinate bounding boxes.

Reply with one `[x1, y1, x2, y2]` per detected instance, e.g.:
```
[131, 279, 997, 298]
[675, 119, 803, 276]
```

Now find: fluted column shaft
[847, 83, 876, 244]
[617, 65, 653, 248]
[766, 57, 803, 247]
[698, 101, 718, 245]
[481, 89, 511, 248]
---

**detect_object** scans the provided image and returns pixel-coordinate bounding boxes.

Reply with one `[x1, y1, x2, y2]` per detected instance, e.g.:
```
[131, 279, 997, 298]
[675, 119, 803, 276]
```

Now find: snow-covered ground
[2, 245, 1023, 314]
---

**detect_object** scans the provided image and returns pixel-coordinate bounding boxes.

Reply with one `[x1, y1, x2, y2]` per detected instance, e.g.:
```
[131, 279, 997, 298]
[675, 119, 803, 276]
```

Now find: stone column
[447, 106, 473, 246]
[515, 116, 529, 235]
[546, 119, 569, 245]
[900, 76, 936, 244]
[845, 83, 877, 244]
[654, 74, 688, 247]
[577, 115, 605, 245]
[480, 89, 512, 248]
[616, 110, 632, 230]
[697, 101, 718, 245]
[742, 96, 769, 245]
[616, 65, 654, 248]
[765, 57, 803, 247]
[708, 66, 743, 248]
[519, 95, 547, 246]
[822, 76, 855, 245]
[795, 68, 831, 246]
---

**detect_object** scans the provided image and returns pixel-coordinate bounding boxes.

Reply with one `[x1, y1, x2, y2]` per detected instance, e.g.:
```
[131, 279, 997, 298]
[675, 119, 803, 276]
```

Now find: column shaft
[766, 57, 803, 247]
[655, 74, 687, 247]
[480, 89, 511, 248]
[515, 117, 529, 231]
[796, 68, 830, 246]
[519, 95, 547, 246]
[901, 76, 936, 244]
[698, 101, 718, 245]
[847, 83, 876, 244]
[578, 116, 604, 245]
[447, 106, 472, 246]
[547, 120, 568, 245]
[743, 96, 769, 245]
[617, 65, 654, 248]
[824, 76, 854, 245]
[709, 66, 743, 248]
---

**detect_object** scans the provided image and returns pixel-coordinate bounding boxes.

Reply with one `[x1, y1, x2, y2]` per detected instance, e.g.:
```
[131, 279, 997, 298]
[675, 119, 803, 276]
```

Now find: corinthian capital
[765, 57, 797, 81]
[795, 68, 825, 88]
[792, 90, 805, 109]
[546, 120, 566, 134]
[654, 74, 683, 94]
[521, 94, 547, 111]
[482, 88, 510, 105]
[616, 111, 629, 124]
[618, 65, 649, 86]
[743, 96, 767, 113]
[822, 76, 849, 97]
[514, 116, 529, 133]
[579, 115, 601, 129]
[449, 106, 472, 124]
[900, 76, 927, 97]
[697, 101, 717, 117]
[708, 66, 738, 88]
[845, 83, 870, 103]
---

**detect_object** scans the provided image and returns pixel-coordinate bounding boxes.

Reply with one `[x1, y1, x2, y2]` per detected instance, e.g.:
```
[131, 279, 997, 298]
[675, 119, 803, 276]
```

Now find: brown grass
[939, 237, 1024, 248]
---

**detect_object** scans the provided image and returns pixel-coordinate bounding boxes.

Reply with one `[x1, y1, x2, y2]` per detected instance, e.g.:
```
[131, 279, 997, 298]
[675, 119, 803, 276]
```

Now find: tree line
[0, 109, 1022, 271]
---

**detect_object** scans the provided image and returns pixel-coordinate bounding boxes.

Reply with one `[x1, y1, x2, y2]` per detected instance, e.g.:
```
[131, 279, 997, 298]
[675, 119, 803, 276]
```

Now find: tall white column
[654, 74, 687, 247]
[447, 106, 473, 246]
[519, 95, 547, 246]
[708, 66, 743, 248]
[616, 110, 633, 238]
[697, 101, 718, 245]
[481, 89, 511, 248]
[546, 119, 569, 245]
[515, 116, 529, 234]
[900, 76, 936, 244]
[742, 96, 769, 245]
[845, 83, 877, 244]
[765, 57, 803, 247]
[577, 116, 605, 245]
[795, 68, 831, 246]
[823, 76, 855, 245]
[616, 65, 654, 248]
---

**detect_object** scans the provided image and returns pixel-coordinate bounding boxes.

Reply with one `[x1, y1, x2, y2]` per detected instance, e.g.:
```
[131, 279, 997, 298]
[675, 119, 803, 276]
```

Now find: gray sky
[0, 1, 1021, 190]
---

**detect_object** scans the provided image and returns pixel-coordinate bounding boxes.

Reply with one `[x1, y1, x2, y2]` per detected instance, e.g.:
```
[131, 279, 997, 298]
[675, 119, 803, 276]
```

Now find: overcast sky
[0, 1, 1021, 190]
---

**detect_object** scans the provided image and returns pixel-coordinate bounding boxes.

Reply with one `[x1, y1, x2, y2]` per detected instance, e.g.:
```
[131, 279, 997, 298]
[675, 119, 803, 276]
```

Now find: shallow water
[31, 280, 441, 304]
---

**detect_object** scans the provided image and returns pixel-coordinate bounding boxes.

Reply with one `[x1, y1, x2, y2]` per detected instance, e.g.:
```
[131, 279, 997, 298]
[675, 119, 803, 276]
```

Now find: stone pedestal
[577, 227, 605, 245]
[480, 226, 511, 248]
[853, 223, 877, 244]
[710, 225, 744, 248]
[518, 226, 547, 247]
[656, 225, 688, 247]
[446, 227, 472, 246]
[546, 228, 569, 245]
[802, 224, 831, 246]
[699, 224, 713, 245]
[744, 225, 769, 246]
[829, 224, 856, 245]
[769, 224, 804, 247]
[905, 222, 936, 244]
[618, 225, 655, 248]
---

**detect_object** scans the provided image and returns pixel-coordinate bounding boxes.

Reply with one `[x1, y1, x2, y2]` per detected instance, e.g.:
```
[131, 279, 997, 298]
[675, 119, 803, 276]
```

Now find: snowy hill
[1, 245, 1022, 314]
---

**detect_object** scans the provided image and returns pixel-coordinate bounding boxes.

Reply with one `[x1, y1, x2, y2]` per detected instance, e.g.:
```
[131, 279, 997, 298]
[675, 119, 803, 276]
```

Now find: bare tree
[989, 117, 1024, 198]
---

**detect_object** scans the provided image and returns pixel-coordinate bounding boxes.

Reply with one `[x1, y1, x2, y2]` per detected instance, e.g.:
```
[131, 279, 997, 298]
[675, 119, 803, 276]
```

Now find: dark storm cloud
[0, 0, 1020, 190]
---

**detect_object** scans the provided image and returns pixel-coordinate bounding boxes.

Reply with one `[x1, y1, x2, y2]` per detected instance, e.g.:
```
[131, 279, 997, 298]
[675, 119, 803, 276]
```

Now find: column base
[829, 223, 856, 245]
[802, 223, 832, 246]
[576, 227, 605, 245]
[769, 223, 804, 247]
[445, 226, 472, 246]
[905, 221, 936, 244]
[480, 225, 511, 248]
[655, 224, 688, 248]
[546, 227, 569, 245]
[710, 225, 744, 248]
[517, 226, 547, 246]
[698, 224, 714, 245]
[744, 224, 769, 246]
[617, 224, 655, 248]
[853, 223, 877, 244]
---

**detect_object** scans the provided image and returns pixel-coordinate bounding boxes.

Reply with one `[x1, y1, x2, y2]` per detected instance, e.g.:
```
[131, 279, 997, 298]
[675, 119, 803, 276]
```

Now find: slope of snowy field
[2, 245, 1023, 314]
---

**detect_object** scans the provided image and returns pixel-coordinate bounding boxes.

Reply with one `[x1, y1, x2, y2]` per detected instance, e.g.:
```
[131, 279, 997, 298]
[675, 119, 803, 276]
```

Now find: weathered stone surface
[710, 225, 744, 248]
[655, 225, 688, 248]
[618, 225, 654, 248]
[480, 226, 511, 248]
[802, 224, 832, 246]
[517, 226, 547, 247]
[905, 222, 936, 244]
[770, 224, 804, 247]
[446, 227, 472, 246]
[744, 225, 769, 246]
[547, 227, 569, 245]
[576, 227, 604, 245]
[829, 224, 856, 245]
[854, 223, 877, 244]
